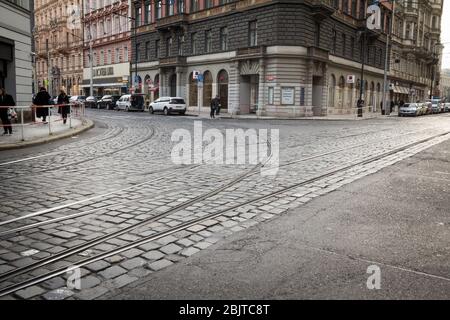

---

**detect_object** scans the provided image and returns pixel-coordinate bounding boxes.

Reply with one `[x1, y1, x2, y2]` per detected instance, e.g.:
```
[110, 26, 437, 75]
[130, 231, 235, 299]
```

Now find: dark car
[97, 95, 121, 109]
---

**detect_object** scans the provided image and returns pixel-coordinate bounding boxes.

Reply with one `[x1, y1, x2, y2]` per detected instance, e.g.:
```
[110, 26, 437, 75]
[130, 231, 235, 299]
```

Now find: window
[351, 0, 357, 17]
[342, 34, 346, 56]
[191, 0, 199, 12]
[315, 22, 320, 47]
[300, 87, 305, 106]
[343, 0, 348, 14]
[167, 0, 174, 16]
[100, 50, 104, 65]
[135, 7, 141, 27]
[93, 52, 97, 66]
[205, 30, 213, 53]
[178, 0, 185, 13]
[145, 41, 150, 60]
[191, 32, 197, 54]
[155, 39, 160, 58]
[220, 27, 228, 51]
[332, 29, 337, 53]
[156, 1, 162, 19]
[178, 34, 184, 55]
[107, 49, 111, 64]
[350, 37, 355, 59]
[145, 3, 152, 24]
[124, 46, 128, 61]
[205, 0, 213, 9]
[115, 47, 120, 63]
[166, 37, 172, 56]
[249, 21, 257, 46]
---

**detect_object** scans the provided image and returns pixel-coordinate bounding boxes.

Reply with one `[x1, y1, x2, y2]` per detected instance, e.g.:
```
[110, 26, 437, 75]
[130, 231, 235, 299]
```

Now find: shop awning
[80, 83, 126, 88]
[393, 86, 409, 94]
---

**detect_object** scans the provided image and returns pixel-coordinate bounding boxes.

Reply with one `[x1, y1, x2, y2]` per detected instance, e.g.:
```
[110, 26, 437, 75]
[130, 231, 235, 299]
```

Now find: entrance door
[239, 75, 259, 114]
[312, 76, 322, 115]
[169, 74, 176, 97]
[250, 75, 259, 113]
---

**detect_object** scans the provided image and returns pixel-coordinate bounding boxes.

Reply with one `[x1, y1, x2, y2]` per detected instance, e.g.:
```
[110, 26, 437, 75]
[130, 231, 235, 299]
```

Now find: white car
[69, 95, 86, 105]
[149, 97, 186, 115]
[116, 94, 145, 112]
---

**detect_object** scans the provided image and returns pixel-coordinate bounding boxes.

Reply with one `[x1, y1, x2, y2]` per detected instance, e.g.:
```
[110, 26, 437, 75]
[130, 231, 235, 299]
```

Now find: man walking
[210, 96, 217, 119]
[0, 88, 15, 135]
[33, 87, 51, 123]
[214, 95, 221, 116]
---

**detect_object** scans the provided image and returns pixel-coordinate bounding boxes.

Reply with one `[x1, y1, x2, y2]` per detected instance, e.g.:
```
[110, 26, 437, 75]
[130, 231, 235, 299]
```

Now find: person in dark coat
[210, 96, 218, 119]
[57, 89, 70, 124]
[33, 87, 51, 123]
[214, 95, 221, 116]
[0, 88, 15, 135]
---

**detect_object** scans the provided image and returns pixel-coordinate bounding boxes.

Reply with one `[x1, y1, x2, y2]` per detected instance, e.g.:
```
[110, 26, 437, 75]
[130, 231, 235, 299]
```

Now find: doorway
[169, 74, 176, 97]
[312, 76, 323, 115]
[240, 75, 259, 114]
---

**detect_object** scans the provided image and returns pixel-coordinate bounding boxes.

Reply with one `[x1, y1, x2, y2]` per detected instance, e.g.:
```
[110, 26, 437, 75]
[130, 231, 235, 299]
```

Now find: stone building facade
[388, 0, 443, 102]
[34, 0, 84, 96]
[0, 0, 33, 106]
[132, 0, 391, 117]
[82, 0, 132, 96]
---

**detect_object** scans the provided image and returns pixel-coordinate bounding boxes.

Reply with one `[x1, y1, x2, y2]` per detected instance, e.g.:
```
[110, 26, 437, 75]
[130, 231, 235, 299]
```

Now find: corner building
[133, 0, 391, 117]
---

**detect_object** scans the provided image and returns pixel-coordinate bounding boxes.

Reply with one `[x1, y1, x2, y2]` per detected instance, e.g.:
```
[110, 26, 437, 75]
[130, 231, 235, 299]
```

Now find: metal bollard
[48, 106, 52, 135]
[20, 108, 24, 141]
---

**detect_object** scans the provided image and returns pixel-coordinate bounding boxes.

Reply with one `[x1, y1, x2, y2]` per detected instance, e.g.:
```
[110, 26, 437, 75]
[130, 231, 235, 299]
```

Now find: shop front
[82, 63, 130, 97]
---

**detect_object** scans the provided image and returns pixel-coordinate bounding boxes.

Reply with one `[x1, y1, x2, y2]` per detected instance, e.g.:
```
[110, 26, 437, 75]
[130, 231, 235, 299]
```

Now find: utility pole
[89, 34, 93, 97]
[382, 0, 395, 116]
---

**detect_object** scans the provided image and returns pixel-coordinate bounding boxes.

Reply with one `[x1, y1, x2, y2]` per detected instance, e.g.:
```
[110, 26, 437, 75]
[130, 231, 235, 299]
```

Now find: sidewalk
[186, 111, 399, 120]
[0, 115, 94, 150]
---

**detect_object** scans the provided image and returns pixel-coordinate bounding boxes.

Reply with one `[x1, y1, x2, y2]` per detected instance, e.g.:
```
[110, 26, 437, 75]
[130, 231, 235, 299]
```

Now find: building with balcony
[34, 0, 84, 96]
[82, 0, 132, 96]
[0, 0, 33, 106]
[388, 0, 443, 102]
[132, 0, 391, 117]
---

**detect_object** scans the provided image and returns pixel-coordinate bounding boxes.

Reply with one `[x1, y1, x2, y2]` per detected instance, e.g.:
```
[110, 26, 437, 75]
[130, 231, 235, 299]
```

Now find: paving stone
[160, 243, 182, 255]
[42, 276, 67, 290]
[120, 248, 144, 259]
[108, 274, 138, 289]
[138, 242, 160, 251]
[121, 257, 146, 270]
[85, 260, 111, 272]
[75, 286, 109, 300]
[98, 266, 127, 279]
[194, 242, 212, 250]
[141, 250, 165, 261]
[146, 259, 174, 271]
[180, 247, 200, 257]
[80, 275, 102, 289]
[15, 286, 46, 299]
[54, 231, 77, 239]
[156, 235, 178, 245]
[43, 288, 74, 300]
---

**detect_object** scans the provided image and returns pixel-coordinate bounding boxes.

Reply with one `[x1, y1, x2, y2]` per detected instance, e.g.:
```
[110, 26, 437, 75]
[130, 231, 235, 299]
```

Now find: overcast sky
[441, 0, 450, 70]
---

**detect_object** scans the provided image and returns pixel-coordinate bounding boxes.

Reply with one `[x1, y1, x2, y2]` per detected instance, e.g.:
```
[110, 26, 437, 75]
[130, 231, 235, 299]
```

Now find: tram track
[0, 130, 448, 297]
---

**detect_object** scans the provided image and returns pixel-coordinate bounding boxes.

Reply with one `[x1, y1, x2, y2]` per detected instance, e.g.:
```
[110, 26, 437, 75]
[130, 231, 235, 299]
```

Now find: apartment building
[82, 0, 132, 96]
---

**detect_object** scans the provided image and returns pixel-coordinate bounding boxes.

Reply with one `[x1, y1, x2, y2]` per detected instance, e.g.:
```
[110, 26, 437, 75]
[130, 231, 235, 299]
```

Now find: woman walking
[57, 88, 70, 124]
[33, 87, 51, 123]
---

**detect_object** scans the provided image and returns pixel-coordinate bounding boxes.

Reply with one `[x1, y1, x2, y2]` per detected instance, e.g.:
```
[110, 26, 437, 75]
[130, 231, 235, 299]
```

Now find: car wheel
[164, 107, 170, 116]
[149, 106, 154, 114]
[180, 111, 186, 115]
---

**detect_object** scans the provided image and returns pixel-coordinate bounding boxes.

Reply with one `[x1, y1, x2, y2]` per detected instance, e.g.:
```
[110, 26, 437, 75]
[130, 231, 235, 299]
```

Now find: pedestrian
[0, 88, 15, 135]
[390, 100, 395, 113]
[57, 88, 70, 124]
[214, 95, 221, 116]
[33, 87, 51, 123]
[210, 97, 217, 119]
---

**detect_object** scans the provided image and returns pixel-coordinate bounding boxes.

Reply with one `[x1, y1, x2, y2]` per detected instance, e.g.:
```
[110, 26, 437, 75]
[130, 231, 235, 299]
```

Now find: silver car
[399, 103, 420, 117]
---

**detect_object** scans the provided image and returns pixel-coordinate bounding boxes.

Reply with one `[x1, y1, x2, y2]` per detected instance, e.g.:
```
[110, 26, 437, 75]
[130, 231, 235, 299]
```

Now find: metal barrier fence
[0, 103, 85, 142]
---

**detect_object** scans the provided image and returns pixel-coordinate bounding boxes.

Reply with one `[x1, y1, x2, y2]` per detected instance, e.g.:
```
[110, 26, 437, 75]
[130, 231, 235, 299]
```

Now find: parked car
[149, 97, 187, 115]
[97, 95, 121, 109]
[430, 99, 442, 113]
[69, 95, 86, 105]
[116, 94, 145, 111]
[418, 102, 428, 116]
[422, 101, 433, 115]
[444, 102, 450, 113]
[85, 96, 97, 108]
[399, 103, 421, 117]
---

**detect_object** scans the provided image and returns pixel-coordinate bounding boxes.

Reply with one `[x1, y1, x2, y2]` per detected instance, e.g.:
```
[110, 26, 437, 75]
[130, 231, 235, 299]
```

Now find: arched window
[189, 72, 197, 107]
[203, 70, 213, 107]
[217, 69, 228, 110]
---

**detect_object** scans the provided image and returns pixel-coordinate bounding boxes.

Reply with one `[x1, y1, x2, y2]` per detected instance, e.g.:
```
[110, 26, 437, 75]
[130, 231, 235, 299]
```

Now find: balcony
[308, 46, 329, 61]
[159, 56, 187, 67]
[57, 41, 69, 54]
[308, 0, 335, 21]
[156, 14, 188, 32]
[236, 46, 266, 58]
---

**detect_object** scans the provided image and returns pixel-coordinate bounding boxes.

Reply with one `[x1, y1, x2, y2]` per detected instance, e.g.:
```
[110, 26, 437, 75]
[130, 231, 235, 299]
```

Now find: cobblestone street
[0, 109, 449, 300]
